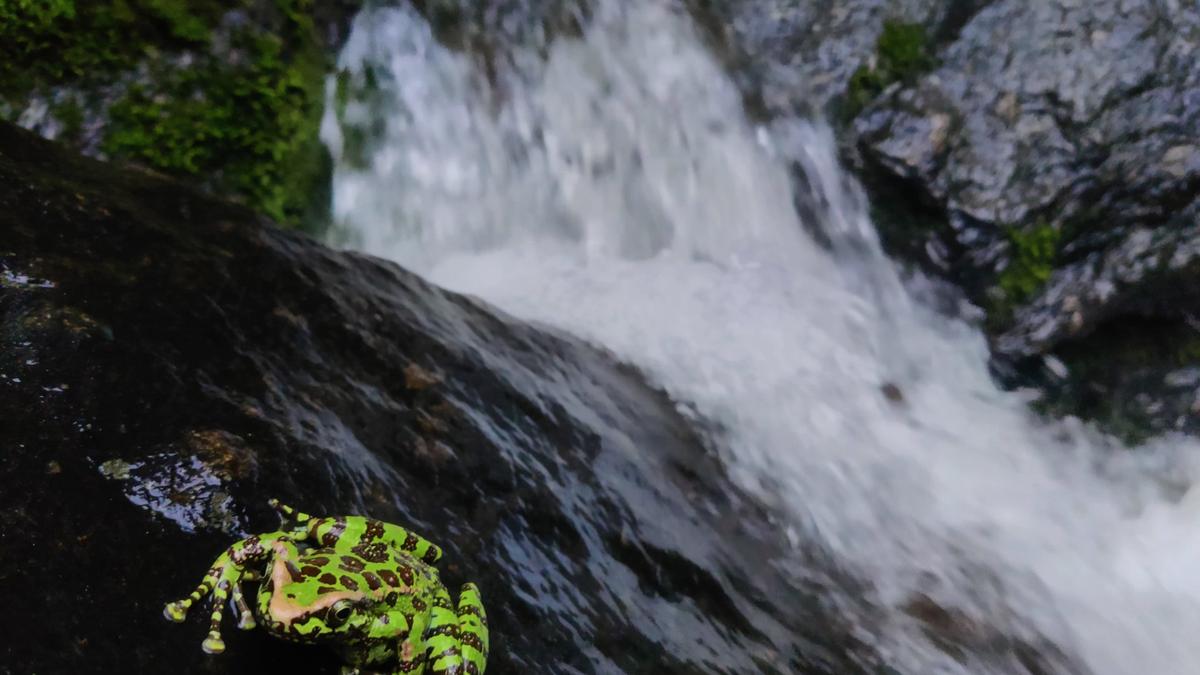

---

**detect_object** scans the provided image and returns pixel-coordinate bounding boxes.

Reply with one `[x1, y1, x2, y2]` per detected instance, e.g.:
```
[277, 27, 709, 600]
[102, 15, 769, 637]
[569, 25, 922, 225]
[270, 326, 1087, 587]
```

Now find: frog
[163, 499, 488, 675]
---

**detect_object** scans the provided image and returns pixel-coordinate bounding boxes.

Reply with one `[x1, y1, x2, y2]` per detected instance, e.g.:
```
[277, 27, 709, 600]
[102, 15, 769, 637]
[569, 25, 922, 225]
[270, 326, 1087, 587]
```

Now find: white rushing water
[323, 3, 1200, 673]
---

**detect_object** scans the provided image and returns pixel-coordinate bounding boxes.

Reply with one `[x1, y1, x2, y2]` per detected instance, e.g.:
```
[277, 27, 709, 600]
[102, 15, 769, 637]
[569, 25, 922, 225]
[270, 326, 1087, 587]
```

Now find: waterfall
[323, 3, 1200, 673]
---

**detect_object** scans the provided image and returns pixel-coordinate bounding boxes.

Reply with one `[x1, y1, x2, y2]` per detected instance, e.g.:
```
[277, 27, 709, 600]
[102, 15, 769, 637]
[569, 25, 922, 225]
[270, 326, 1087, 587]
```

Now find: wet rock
[858, 0, 1198, 237]
[684, 0, 991, 119]
[848, 0, 1200, 437]
[0, 122, 878, 673]
[901, 592, 1084, 675]
[997, 218, 1200, 358]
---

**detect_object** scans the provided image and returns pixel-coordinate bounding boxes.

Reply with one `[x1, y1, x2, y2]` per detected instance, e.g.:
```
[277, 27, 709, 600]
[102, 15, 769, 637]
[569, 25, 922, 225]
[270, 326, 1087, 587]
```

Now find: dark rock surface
[0, 122, 878, 673]
[857, 0, 1197, 255]
[848, 0, 1200, 436]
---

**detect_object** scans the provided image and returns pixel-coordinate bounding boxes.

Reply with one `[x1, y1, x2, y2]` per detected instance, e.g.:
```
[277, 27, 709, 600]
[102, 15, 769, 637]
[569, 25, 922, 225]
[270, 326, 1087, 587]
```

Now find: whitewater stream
[321, 3, 1200, 673]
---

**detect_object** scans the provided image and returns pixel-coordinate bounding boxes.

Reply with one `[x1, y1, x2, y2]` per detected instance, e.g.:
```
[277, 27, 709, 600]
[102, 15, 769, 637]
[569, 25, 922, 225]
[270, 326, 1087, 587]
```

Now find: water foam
[323, 3, 1200, 673]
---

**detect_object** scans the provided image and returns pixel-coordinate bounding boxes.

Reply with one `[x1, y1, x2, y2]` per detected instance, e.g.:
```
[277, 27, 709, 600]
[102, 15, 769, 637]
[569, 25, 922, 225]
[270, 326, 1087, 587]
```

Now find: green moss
[982, 220, 1062, 331]
[0, 0, 75, 29]
[997, 221, 1060, 305]
[0, 1, 221, 95]
[104, 27, 326, 224]
[0, 0, 335, 230]
[843, 20, 935, 120]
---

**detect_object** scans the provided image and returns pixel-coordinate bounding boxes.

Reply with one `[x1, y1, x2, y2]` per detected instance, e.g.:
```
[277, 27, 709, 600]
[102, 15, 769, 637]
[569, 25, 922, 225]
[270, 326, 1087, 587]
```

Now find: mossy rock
[990, 221, 1061, 317]
[0, 0, 351, 231]
[841, 20, 936, 121]
[1025, 318, 1200, 445]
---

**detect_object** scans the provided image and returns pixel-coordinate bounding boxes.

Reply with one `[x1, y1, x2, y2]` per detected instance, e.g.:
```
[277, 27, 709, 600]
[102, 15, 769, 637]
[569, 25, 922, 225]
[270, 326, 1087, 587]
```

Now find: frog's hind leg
[456, 583, 489, 675]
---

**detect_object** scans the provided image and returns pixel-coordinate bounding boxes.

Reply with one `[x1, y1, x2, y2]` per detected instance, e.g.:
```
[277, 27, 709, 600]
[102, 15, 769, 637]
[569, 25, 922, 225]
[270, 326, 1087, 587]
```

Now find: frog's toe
[201, 635, 226, 655]
[164, 573, 217, 623]
[231, 579, 257, 630]
[268, 498, 312, 525]
[163, 601, 189, 623]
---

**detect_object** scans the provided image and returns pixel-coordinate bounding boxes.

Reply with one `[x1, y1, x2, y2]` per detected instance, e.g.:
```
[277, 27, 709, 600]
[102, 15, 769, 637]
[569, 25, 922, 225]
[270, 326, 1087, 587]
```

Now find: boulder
[0, 122, 872, 673]
[852, 0, 1200, 436]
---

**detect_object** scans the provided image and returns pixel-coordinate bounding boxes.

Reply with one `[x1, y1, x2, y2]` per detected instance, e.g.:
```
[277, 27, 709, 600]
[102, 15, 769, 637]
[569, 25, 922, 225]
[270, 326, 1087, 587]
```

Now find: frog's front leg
[163, 531, 302, 654]
[426, 583, 489, 675]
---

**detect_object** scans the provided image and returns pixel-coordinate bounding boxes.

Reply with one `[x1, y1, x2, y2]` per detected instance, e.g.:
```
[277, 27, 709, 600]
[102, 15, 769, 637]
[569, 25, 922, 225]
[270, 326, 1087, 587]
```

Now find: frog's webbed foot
[163, 568, 219, 623]
[164, 527, 299, 655]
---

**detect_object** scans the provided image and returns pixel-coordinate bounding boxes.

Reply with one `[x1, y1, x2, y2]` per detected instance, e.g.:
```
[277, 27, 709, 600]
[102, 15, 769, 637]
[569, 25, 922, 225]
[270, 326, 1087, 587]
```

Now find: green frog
[163, 500, 488, 674]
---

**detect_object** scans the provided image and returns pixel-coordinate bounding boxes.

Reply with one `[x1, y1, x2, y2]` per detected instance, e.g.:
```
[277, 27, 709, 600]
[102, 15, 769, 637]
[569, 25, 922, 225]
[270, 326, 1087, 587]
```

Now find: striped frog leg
[294, 510, 444, 565]
[455, 583, 489, 675]
[163, 524, 306, 654]
[424, 583, 489, 675]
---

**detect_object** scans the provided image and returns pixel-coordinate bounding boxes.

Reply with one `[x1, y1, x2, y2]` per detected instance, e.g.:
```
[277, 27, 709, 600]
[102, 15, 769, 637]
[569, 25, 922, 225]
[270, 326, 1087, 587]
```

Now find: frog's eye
[327, 600, 354, 627]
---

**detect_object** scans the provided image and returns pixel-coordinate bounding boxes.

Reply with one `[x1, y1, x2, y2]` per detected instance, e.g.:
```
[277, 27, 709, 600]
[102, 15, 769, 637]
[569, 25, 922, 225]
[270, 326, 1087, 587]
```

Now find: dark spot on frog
[353, 542, 389, 562]
[398, 566, 415, 586]
[378, 570, 400, 587]
[301, 565, 321, 578]
[340, 575, 359, 591]
[363, 521, 384, 540]
[317, 586, 339, 595]
[338, 555, 365, 572]
[401, 533, 419, 551]
[461, 632, 484, 650]
[307, 556, 330, 567]
[385, 592, 399, 605]
[362, 571, 382, 591]
[411, 597, 427, 612]
[319, 573, 337, 585]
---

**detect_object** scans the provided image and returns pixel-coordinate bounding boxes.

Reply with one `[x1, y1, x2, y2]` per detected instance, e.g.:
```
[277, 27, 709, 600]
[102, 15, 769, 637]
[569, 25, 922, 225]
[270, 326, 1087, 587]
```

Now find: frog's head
[262, 542, 390, 646]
